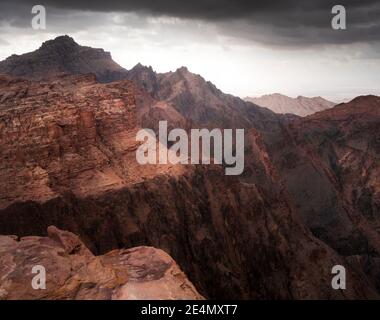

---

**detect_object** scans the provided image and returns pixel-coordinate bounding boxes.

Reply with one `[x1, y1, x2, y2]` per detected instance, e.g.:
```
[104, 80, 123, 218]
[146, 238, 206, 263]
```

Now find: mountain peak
[134, 62, 144, 68]
[176, 66, 189, 73]
[131, 63, 154, 72]
[40, 35, 78, 49]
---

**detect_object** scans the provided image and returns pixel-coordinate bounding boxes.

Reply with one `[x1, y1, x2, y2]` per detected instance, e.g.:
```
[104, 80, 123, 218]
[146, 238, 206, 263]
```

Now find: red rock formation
[0, 37, 380, 300]
[0, 226, 203, 300]
[0, 73, 185, 208]
[276, 96, 380, 290]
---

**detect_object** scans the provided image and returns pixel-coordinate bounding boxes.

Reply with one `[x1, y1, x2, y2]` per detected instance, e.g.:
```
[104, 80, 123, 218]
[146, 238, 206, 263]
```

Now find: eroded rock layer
[0, 226, 203, 300]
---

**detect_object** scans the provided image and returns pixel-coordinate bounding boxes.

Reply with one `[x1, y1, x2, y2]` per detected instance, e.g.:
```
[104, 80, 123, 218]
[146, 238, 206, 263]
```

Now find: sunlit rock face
[0, 226, 204, 300]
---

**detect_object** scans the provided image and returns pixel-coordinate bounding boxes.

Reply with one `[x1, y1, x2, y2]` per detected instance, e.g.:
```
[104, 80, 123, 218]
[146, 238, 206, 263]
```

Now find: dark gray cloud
[1, 0, 380, 46]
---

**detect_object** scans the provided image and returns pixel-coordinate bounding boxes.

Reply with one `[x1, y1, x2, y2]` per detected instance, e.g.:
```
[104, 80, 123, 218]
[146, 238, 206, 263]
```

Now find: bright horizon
[0, 2, 379, 102]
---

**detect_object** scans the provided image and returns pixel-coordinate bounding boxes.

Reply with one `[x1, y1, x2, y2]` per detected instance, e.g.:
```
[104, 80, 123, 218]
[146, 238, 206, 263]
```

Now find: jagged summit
[176, 66, 189, 73]
[132, 62, 154, 70]
[40, 35, 78, 48]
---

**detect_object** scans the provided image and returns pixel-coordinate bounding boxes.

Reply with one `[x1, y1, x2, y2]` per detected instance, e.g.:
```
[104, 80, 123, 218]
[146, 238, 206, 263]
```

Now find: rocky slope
[127, 64, 280, 131]
[279, 96, 380, 291]
[245, 93, 335, 116]
[0, 226, 203, 300]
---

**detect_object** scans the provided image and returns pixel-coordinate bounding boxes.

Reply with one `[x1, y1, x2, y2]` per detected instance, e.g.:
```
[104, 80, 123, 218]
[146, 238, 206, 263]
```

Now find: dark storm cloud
[9, 0, 376, 21]
[1, 0, 380, 46]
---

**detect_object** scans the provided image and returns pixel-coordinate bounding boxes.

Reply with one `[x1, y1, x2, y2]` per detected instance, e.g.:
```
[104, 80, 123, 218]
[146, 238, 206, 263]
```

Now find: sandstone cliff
[0, 226, 203, 300]
[0, 73, 185, 208]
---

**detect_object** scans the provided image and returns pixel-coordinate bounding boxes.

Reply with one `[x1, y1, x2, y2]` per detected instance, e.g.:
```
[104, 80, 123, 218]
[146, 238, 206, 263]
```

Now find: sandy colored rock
[245, 93, 335, 117]
[101, 247, 204, 300]
[0, 226, 203, 300]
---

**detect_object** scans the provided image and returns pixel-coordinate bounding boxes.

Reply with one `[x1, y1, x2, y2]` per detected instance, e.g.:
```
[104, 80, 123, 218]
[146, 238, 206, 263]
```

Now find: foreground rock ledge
[0, 226, 204, 300]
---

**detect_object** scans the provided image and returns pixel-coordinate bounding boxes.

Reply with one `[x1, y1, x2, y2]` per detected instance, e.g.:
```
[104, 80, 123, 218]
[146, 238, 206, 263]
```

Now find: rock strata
[0, 226, 203, 300]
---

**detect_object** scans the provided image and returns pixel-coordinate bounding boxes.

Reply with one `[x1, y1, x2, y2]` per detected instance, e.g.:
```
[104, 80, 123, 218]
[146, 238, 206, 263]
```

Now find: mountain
[127, 65, 280, 130]
[0, 35, 279, 130]
[1, 36, 380, 299]
[0, 35, 128, 82]
[245, 93, 335, 116]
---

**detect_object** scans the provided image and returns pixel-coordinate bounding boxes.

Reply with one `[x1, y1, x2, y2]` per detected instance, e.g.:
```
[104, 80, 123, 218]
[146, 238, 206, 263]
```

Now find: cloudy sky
[0, 0, 379, 101]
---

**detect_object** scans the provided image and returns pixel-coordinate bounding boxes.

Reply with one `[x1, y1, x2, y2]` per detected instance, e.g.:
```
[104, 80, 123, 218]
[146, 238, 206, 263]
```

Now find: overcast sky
[0, 0, 379, 101]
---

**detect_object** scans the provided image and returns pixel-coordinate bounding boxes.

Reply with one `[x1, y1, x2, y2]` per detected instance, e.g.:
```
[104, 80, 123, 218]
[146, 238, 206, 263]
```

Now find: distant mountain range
[245, 93, 336, 116]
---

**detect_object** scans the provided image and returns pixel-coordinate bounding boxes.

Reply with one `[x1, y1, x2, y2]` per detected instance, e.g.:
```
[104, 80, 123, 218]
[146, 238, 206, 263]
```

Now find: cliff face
[280, 96, 380, 253]
[0, 226, 203, 300]
[2, 165, 378, 299]
[0, 73, 185, 208]
[278, 96, 380, 291]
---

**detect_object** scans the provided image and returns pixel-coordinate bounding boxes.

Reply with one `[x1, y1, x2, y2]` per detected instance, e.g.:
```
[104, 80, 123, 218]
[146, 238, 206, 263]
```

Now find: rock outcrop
[0, 226, 203, 300]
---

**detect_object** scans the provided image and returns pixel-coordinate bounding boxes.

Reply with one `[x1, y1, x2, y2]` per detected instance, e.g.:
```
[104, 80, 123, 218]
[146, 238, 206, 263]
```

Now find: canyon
[0, 36, 379, 299]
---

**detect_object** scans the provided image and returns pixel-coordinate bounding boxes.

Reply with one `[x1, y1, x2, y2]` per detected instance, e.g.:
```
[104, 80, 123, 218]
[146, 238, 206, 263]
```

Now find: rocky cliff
[0, 73, 186, 208]
[0, 226, 203, 300]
